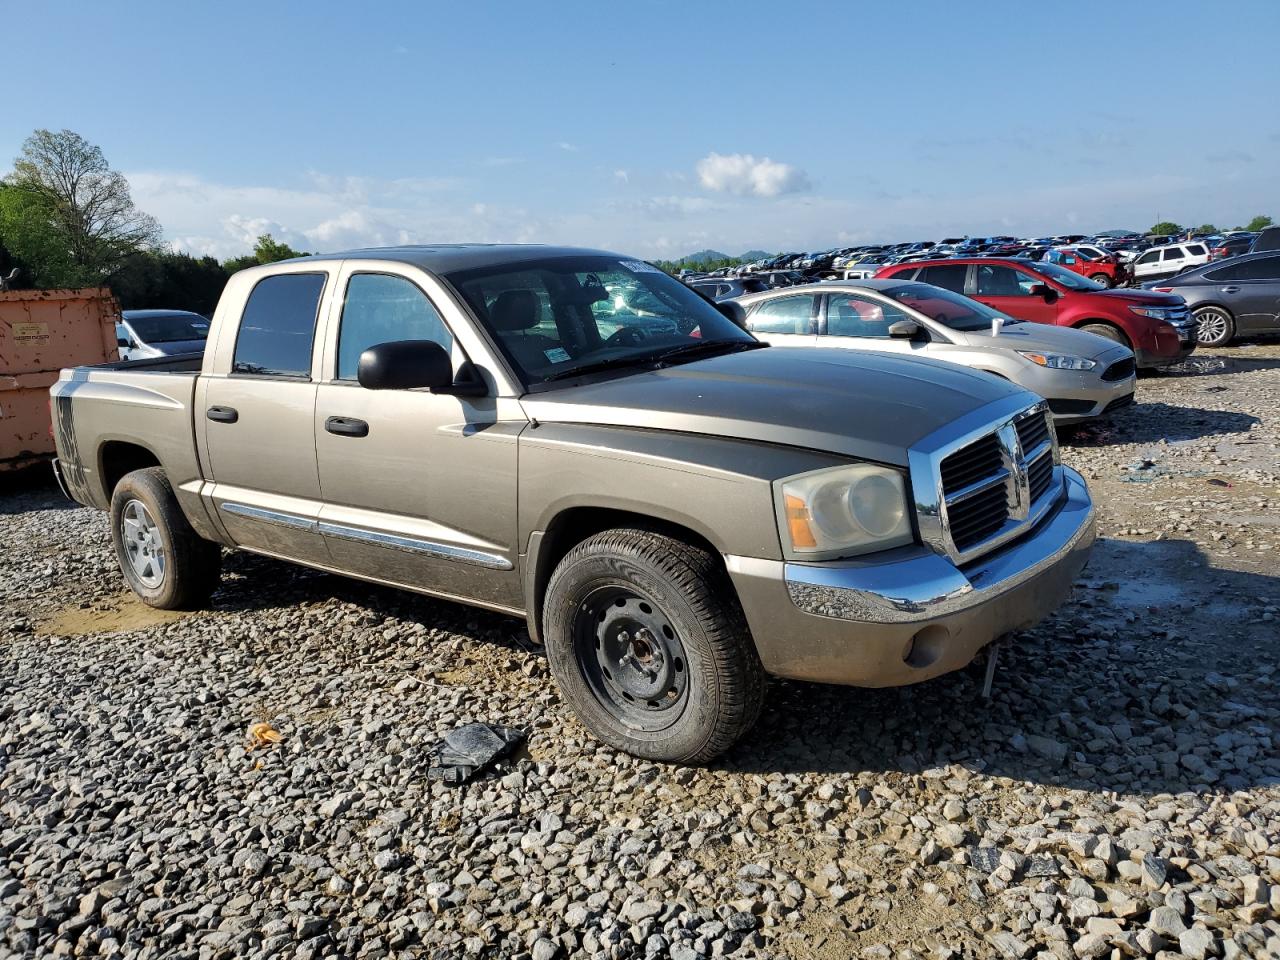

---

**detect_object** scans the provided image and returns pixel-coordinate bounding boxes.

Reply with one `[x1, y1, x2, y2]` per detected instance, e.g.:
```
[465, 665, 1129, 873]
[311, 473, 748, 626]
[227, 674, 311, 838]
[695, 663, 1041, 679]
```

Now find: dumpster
[0, 287, 121, 470]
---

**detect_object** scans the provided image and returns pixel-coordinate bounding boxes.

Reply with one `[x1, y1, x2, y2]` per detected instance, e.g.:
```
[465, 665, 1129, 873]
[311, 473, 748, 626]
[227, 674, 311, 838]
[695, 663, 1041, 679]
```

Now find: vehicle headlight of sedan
[1016, 351, 1097, 371]
[1129, 305, 1179, 320]
[775, 464, 913, 560]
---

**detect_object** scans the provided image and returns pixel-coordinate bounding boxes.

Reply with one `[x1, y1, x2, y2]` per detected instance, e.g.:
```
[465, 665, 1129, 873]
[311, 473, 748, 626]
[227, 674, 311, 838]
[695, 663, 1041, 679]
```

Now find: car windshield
[1031, 262, 1105, 291]
[126, 313, 210, 343]
[444, 255, 758, 388]
[882, 282, 1020, 332]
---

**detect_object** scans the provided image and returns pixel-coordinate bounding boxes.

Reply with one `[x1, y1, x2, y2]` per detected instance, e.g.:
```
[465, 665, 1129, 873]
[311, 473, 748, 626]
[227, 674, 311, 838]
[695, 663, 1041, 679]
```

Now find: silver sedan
[734, 280, 1137, 424]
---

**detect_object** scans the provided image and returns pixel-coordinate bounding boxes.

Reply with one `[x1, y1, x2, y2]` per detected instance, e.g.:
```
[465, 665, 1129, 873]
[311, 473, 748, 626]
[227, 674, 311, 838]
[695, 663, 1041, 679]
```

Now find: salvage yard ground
[2, 342, 1279, 960]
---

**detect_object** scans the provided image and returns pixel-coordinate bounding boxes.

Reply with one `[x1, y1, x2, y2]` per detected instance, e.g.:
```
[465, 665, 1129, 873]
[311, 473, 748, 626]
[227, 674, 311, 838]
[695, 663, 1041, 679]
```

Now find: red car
[874, 258, 1196, 368]
[1042, 246, 1129, 288]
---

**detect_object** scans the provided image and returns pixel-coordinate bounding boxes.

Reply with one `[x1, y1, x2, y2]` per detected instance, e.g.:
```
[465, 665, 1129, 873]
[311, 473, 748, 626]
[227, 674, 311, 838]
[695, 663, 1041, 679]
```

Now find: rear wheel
[542, 528, 766, 763]
[1193, 306, 1235, 347]
[110, 467, 222, 609]
[1079, 323, 1130, 349]
[1089, 273, 1113, 288]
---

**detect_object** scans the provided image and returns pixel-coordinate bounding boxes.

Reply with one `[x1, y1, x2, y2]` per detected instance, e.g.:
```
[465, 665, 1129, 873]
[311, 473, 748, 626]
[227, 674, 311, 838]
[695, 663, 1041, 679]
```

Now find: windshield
[444, 255, 757, 387]
[882, 282, 1020, 332]
[1032, 261, 1105, 291]
[126, 313, 209, 343]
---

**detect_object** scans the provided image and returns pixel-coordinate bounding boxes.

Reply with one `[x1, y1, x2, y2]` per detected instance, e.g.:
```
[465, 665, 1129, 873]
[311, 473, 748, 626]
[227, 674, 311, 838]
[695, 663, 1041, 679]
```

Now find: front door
[970, 263, 1060, 325]
[313, 268, 522, 610]
[744, 293, 818, 345]
[200, 270, 332, 565]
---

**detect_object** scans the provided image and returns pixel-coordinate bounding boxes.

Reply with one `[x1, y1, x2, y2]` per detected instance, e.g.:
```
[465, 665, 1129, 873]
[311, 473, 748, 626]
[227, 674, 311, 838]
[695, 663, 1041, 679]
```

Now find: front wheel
[1089, 273, 1113, 288]
[1193, 306, 1235, 347]
[110, 467, 222, 609]
[1079, 323, 1130, 349]
[542, 529, 766, 763]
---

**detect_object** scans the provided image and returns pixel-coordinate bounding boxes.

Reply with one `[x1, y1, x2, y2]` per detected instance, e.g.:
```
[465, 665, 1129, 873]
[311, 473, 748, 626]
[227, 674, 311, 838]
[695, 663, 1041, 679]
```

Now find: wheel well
[528, 507, 728, 644]
[99, 442, 161, 500]
[1073, 319, 1131, 347]
[1192, 302, 1235, 318]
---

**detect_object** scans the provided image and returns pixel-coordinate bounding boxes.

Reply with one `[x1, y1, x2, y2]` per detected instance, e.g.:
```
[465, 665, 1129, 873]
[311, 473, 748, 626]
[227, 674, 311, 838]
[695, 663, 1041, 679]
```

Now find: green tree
[110, 250, 230, 316]
[223, 233, 309, 273]
[1245, 214, 1273, 232]
[0, 184, 85, 287]
[1149, 221, 1183, 236]
[4, 129, 160, 280]
[1194, 223, 1218, 235]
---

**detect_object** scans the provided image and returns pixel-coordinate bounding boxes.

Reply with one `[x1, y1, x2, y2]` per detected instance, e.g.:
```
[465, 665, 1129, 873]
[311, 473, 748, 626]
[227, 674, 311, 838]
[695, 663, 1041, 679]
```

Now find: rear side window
[233, 273, 326, 377]
[1163, 248, 1184, 261]
[749, 295, 816, 334]
[1206, 256, 1280, 282]
[336, 274, 453, 380]
[1186, 244, 1206, 256]
[918, 264, 968, 293]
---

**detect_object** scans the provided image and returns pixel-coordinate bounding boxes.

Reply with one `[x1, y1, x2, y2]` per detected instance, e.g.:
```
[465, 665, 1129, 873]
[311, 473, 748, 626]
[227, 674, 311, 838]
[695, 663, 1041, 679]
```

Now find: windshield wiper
[540, 354, 662, 382]
[652, 339, 768, 366]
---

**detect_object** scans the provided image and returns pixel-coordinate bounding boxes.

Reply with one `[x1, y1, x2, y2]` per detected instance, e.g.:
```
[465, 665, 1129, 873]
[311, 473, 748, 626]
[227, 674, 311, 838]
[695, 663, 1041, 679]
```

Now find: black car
[758, 270, 806, 288]
[1145, 251, 1280, 346]
[1208, 235, 1255, 260]
[687, 276, 770, 301]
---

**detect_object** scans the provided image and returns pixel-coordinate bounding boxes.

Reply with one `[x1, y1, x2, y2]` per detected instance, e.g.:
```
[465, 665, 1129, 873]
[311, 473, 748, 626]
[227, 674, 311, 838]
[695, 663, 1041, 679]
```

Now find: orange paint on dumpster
[0, 288, 121, 470]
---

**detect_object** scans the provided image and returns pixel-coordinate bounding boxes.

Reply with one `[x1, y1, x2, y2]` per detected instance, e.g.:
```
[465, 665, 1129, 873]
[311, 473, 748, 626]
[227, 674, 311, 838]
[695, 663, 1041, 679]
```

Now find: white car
[1130, 242, 1210, 281]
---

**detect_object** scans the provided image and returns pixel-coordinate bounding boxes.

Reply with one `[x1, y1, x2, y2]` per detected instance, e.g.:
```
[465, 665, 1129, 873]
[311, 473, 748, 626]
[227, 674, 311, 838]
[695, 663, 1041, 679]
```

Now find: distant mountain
[739, 249, 772, 261]
[675, 248, 772, 266]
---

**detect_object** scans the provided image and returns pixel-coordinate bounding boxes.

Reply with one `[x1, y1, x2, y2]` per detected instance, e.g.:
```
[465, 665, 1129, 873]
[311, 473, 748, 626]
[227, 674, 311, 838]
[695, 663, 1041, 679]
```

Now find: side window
[336, 274, 453, 381]
[1186, 244, 1207, 256]
[976, 264, 1033, 297]
[748, 295, 816, 334]
[1136, 251, 1158, 265]
[1208, 256, 1280, 282]
[917, 264, 968, 293]
[233, 273, 326, 377]
[1163, 248, 1184, 261]
[826, 294, 913, 338]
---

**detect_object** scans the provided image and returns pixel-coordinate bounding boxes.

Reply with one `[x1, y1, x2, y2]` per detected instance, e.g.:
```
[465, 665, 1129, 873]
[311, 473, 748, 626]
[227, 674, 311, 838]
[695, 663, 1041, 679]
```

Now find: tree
[1149, 221, 1183, 237]
[110, 250, 230, 316]
[0, 184, 84, 287]
[1195, 223, 1218, 235]
[223, 233, 309, 273]
[4, 129, 161, 280]
[1245, 215, 1273, 232]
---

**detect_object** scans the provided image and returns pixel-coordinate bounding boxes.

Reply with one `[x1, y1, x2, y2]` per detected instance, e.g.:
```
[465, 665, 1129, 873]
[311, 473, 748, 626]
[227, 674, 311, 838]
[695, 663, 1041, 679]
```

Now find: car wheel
[1193, 306, 1234, 347]
[110, 467, 222, 609]
[542, 528, 766, 763]
[1079, 323, 1130, 349]
[1089, 273, 1113, 288]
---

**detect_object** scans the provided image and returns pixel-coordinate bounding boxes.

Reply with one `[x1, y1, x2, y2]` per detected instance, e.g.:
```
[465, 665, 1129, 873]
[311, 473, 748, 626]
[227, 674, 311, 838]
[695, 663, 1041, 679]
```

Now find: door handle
[1220, 286, 1239, 294]
[206, 406, 238, 423]
[325, 416, 369, 438]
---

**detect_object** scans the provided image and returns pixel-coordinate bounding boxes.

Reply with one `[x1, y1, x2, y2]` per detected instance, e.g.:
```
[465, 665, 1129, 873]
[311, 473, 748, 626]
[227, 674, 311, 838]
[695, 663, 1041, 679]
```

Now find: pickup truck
[51, 245, 1096, 763]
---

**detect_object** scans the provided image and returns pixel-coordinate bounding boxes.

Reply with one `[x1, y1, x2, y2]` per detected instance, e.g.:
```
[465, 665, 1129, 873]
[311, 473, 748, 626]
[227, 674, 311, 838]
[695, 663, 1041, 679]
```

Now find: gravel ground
[2, 342, 1279, 960]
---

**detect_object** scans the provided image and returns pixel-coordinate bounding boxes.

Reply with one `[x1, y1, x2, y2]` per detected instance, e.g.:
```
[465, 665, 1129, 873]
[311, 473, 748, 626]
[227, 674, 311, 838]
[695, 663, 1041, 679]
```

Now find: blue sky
[5, 0, 1278, 258]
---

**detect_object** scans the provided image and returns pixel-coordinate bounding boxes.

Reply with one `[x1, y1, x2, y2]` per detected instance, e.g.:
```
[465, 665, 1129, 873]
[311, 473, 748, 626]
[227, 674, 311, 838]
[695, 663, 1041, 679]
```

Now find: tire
[542, 528, 766, 764]
[1079, 323, 1130, 349]
[1089, 273, 1113, 288]
[110, 467, 222, 609]
[1192, 306, 1235, 347]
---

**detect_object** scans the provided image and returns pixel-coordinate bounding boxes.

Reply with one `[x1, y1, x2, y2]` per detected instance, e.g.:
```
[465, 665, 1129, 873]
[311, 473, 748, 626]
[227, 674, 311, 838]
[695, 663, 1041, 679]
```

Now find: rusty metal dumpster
[0, 288, 121, 470]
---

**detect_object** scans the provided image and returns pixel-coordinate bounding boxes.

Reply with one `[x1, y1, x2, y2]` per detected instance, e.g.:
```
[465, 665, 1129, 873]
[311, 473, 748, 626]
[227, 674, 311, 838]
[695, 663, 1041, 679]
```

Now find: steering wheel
[604, 327, 646, 347]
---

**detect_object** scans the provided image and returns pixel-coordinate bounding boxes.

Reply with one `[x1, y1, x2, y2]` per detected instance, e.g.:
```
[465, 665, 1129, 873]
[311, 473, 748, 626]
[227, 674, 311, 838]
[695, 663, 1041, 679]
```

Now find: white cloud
[557, 142, 578, 152]
[614, 169, 629, 183]
[696, 152, 810, 198]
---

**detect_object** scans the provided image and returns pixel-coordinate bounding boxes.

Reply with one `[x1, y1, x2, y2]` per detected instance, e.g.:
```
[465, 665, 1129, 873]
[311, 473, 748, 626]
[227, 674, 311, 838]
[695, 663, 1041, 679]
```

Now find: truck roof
[275, 243, 625, 274]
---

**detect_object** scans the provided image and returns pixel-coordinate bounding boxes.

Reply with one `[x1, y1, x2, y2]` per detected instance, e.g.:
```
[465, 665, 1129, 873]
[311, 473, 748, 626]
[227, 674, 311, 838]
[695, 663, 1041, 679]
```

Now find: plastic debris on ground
[428, 722, 526, 785]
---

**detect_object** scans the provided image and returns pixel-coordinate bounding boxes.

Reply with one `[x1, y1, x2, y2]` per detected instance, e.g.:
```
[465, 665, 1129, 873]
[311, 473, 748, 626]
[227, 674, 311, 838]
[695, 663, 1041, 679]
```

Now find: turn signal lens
[776, 464, 913, 560]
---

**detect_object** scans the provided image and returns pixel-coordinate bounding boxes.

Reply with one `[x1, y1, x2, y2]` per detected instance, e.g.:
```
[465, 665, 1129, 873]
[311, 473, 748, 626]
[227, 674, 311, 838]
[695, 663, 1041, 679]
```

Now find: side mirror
[1029, 283, 1058, 304]
[716, 300, 749, 329]
[888, 319, 923, 340]
[117, 337, 130, 349]
[357, 340, 454, 391]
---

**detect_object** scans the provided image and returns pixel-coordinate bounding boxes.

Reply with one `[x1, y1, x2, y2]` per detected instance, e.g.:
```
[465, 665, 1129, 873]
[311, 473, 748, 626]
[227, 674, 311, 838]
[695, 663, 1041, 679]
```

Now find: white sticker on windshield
[619, 260, 663, 274]
[544, 347, 570, 363]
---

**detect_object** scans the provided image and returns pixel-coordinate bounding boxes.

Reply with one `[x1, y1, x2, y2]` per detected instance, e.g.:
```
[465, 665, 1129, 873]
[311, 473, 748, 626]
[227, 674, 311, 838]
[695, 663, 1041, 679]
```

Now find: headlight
[1129, 305, 1177, 320]
[1016, 351, 1096, 371]
[776, 464, 913, 560]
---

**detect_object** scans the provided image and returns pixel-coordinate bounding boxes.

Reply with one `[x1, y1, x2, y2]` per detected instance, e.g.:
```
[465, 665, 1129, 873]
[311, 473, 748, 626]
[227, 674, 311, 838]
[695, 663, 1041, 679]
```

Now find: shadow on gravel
[1162, 354, 1280, 377]
[1063, 401, 1259, 447]
[722, 536, 1280, 797]
[0, 470, 80, 514]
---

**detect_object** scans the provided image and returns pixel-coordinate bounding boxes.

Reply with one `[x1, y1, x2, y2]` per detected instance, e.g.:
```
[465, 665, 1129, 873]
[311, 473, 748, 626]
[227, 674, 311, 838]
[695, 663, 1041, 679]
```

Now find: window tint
[337, 274, 453, 381]
[1206, 256, 1280, 282]
[232, 273, 326, 377]
[976, 264, 1036, 297]
[1137, 251, 1158, 265]
[1163, 248, 1184, 261]
[749, 295, 816, 334]
[1186, 244, 1207, 256]
[826, 294, 913, 338]
[917, 264, 968, 293]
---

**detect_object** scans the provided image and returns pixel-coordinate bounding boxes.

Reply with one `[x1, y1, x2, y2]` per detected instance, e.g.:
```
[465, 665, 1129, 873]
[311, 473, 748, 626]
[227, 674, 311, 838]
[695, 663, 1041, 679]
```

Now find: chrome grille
[1015, 410, 1051, 455]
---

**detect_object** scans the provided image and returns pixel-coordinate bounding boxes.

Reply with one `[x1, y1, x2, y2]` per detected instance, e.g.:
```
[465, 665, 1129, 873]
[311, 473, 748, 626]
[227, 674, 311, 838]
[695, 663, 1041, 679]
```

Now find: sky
[5, 0, 1279, 260]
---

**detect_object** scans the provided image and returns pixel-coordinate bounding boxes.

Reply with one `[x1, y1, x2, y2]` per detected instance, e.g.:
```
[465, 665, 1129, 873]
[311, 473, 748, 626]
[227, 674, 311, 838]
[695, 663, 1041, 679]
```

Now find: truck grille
[936, 407, 1060, 560]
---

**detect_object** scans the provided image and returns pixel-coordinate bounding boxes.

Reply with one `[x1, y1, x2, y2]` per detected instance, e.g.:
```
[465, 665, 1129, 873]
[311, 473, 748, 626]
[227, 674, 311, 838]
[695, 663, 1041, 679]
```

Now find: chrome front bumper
[726, 467, 1095, 686]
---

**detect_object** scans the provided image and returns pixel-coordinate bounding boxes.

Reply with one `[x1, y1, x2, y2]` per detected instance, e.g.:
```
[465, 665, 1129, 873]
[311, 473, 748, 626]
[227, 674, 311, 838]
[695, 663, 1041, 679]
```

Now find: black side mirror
[117, 337, 130, 349]
[716, 300, 749, 329]
[1029, 283, 1058, 303]
[888, 319, 924, 340]
[358, 340, 454, 391]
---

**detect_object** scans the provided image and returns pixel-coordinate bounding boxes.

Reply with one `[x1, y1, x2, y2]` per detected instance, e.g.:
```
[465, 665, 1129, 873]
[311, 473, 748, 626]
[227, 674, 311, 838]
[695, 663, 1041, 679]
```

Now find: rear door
[1210, 255, 1280, 331]
[744, 293, 819, 345]
[916, 263, 970, 295]
[970, 263, 1060, 324]
[199, 268, 333, 564]
[821, 291, 930, 358]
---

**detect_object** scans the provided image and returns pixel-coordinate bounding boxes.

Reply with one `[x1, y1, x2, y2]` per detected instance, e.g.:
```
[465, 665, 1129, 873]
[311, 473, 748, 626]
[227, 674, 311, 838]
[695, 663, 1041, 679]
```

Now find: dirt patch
[37, 592, 189, 637]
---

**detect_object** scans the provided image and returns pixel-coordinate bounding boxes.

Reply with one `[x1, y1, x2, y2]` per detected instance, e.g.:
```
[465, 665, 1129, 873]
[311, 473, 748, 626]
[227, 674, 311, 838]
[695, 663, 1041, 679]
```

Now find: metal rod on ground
[981, 639, 1002, 699]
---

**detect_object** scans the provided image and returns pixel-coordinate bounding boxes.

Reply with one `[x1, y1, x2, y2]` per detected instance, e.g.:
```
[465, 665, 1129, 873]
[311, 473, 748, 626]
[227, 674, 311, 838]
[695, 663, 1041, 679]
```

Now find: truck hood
[520, 346, 1033, 467]
[953, 321, 1131, 361]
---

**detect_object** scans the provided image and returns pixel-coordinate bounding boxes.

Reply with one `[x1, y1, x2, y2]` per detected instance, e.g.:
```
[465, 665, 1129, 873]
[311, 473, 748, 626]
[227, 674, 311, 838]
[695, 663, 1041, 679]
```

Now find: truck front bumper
[726, 467, 1095, 687]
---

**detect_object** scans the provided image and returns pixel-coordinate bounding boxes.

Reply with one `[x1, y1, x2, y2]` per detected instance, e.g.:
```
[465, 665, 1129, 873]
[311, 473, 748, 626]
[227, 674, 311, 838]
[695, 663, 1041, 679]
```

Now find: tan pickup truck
[50, 245, 1096, 762]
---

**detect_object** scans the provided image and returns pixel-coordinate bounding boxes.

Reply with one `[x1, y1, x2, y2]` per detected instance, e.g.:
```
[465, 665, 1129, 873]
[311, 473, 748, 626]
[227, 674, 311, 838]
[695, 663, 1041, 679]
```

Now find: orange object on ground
[0, 288, 121, 470]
